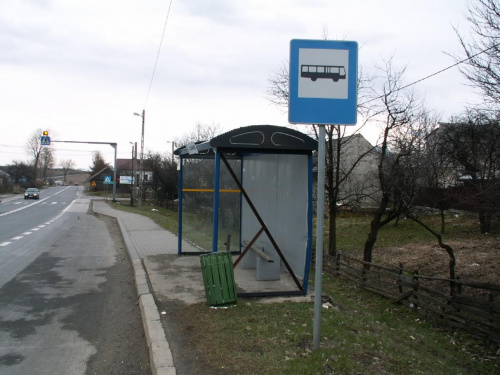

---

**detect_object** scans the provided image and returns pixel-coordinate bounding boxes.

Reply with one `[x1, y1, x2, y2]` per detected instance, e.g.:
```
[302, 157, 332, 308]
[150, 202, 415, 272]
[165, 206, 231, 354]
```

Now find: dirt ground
[356, 235, 500, 285]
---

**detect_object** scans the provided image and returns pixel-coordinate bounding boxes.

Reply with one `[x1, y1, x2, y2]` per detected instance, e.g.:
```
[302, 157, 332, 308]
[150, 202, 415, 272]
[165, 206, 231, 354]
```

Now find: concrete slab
[144, 253, 305, 306]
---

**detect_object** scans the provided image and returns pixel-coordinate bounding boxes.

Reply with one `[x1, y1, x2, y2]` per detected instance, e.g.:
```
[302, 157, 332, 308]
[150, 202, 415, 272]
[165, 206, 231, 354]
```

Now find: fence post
[412, 271, 419, 310]
[455, 276, 461, 313]
[489, 293, 494, 326]
[361, 266, 367, 288]
[335, 252, 341, 277]
[398, 263, 404, 295]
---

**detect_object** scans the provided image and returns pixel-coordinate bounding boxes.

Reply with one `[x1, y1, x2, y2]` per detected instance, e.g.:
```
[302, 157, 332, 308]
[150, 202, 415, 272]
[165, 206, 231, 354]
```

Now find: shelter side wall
[241, 154, 309, 279]
[275, 154, 309, 279]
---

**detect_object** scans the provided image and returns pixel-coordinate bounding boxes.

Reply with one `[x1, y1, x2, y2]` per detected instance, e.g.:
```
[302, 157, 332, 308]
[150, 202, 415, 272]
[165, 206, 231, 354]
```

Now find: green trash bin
[200, 252, 237, 307]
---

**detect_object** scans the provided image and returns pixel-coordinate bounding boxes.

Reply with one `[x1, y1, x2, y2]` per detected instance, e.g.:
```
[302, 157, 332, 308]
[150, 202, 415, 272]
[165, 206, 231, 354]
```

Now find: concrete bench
[243, 241, 274, 263]
[241, 241, 280, 281]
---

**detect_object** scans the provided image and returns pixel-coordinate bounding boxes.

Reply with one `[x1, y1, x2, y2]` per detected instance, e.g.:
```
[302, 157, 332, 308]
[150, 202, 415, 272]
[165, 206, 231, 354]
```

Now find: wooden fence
[325, 252, 500, 344]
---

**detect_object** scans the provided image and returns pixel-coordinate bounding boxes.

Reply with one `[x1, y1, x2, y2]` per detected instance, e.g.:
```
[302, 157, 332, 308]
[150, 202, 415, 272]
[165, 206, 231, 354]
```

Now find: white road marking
[0, 186, 71, 217]
[0, 191, 80, 249]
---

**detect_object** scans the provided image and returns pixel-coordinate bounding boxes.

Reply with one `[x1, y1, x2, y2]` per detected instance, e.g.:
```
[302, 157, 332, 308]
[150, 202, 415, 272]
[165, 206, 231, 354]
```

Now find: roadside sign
[120, 176, 133, 184]
[104, 176, 113, 184]
[41, 136, 51, 146]
[91, 181, 96, 187]
[186, 142, 199, 155]
[289, 39, 358, 125]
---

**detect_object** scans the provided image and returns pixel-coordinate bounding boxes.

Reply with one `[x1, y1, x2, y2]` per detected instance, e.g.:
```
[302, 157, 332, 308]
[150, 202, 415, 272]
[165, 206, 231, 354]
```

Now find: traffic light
[41, 131, 51, 146]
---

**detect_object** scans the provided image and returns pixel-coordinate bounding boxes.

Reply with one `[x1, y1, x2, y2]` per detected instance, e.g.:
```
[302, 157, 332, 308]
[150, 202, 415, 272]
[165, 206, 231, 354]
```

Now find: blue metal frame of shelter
[176, 144, 241, 256]
[175, 125, 318, 297]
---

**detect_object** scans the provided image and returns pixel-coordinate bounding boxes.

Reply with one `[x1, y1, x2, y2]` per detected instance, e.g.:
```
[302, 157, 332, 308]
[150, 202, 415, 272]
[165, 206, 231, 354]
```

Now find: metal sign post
[288, 39, 358, 350]
[313, 124, 326, 350]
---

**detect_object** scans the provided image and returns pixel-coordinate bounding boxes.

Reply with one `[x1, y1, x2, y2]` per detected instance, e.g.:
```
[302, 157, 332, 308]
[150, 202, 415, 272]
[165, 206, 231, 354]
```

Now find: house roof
[116, 159, 133, 170]
[0, 170, 11, 179]
[116, 158, 152, 170]
[89, 166, 113, 181]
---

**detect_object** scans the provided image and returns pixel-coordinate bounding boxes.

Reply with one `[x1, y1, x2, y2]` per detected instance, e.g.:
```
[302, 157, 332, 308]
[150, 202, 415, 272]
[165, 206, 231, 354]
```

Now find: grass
[178, 275, 498, 374]
[332, 211, 480, 252]
[108, 200, 179, 233]
[106, 200, 499, 374]
[110, 200, 237, 251]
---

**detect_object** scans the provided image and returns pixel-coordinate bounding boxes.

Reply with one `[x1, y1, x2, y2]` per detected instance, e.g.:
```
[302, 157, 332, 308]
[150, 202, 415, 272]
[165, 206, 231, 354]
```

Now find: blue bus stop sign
[289, 39, 358, 125]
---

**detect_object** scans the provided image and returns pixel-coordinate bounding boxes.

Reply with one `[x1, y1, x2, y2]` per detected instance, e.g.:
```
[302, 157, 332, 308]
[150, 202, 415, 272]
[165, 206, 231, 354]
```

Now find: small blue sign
[289, 39, 358, 125]
[104, 176, 113, 184]
[41, 136, 51, 146]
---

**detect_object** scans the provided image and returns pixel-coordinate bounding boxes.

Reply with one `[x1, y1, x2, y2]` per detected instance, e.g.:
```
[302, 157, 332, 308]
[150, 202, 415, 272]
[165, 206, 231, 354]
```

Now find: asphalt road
[0, 187, 151, 374]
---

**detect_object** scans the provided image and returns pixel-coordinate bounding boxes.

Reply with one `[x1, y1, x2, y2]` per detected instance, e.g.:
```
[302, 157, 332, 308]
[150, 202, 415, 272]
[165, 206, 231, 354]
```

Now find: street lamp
[166, 140, 176, 161]
[133, 110, 145, 210]
[129, 141, 136, 207]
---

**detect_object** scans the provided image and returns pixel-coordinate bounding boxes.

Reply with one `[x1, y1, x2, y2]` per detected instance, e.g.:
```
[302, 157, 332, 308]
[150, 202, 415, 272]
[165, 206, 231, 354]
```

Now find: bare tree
[25, 129, 45, 185]
[40, 147, 55, 184]
[454, 0, 500, 107]
[147, 151, 178, 205]
[318, 125, 380, 256]
[89, 151, 109, 177]
[6, 161, 33, 188]
[432, 108, 500, 233]
[265, 58, 377, 256]
[359, 59, 460, 282]
[174, 122, 223, 146]
[60, 159, 76, 184]
[363, 59, 431, 262]
[265, 61, 289, 110]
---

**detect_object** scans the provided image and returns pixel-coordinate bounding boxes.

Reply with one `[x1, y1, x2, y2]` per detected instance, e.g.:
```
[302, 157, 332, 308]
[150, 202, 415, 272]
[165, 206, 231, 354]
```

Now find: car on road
[24, 188, 40, 200]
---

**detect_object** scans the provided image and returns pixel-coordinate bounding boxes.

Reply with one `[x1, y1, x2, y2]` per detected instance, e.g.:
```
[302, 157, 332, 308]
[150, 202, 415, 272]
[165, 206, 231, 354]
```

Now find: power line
[360, 43, 498, 106]
[350, 43, 499, 139]
[144, 0, 174, 109]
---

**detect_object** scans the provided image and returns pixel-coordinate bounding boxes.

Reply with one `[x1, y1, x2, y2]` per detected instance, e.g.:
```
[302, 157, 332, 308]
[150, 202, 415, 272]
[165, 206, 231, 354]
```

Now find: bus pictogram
[300, 65, 346, 82]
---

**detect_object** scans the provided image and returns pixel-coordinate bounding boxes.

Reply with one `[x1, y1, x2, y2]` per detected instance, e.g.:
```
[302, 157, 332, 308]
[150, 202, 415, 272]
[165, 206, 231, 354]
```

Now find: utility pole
[134, 110, 145, 210]
[130, 143, 135, 207]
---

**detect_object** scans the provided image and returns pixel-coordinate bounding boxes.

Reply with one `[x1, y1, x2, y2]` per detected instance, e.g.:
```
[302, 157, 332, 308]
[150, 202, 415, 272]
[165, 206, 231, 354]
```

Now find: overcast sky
[0, 0, 480, 170]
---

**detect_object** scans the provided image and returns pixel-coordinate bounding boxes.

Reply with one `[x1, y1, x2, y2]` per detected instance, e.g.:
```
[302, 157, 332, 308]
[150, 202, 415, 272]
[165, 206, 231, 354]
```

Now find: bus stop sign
[288, 39, 358, 125]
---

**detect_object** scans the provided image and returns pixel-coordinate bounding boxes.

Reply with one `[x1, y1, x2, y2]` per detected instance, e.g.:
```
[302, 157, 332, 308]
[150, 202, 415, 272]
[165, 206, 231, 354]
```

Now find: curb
[115, 216, 177, 375]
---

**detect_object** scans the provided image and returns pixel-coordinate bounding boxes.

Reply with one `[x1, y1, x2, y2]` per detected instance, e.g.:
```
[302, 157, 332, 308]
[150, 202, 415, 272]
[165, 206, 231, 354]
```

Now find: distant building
[334, 134, 381, 208]
[426, 123, 467, 188]
[427, 122, 500, 187]
[116, 159, 153, 184]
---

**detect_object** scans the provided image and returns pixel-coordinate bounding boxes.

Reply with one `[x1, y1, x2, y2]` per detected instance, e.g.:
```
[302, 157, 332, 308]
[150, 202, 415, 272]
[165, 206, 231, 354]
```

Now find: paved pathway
[92, 200, 199, 256]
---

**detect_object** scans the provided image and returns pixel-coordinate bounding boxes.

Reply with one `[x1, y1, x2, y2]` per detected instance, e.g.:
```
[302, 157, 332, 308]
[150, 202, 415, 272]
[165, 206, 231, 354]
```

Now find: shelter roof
[174, 125, 317, 157]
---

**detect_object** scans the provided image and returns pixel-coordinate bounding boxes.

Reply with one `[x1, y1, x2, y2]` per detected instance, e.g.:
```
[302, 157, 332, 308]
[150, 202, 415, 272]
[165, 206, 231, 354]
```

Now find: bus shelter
[175, 125, 317, 296]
